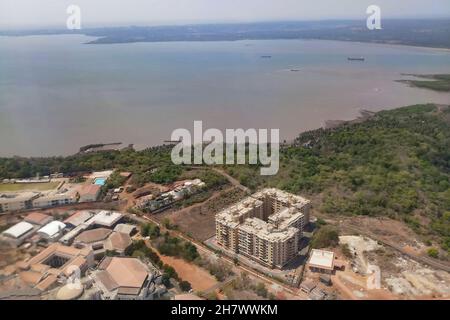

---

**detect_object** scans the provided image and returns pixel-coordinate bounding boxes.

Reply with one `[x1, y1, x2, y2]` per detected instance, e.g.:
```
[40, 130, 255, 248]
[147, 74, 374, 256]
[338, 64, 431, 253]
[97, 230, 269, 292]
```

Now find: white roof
[38, 221, 66, 238]
[2, 221, 34, 238]
[308, 249, 334, 269]
[114, 224, 136, 235]
[0, 191, 40, 204]
[59, 224, 89, 244]
[88, 211, 123, 227]
[64, 211, 94, 227]
[89, 170, 114, 179]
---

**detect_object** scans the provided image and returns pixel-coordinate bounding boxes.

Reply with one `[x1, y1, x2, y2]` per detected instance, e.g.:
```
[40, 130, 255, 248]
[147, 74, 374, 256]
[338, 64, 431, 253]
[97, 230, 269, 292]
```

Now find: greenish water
[0, 35, 449, 156]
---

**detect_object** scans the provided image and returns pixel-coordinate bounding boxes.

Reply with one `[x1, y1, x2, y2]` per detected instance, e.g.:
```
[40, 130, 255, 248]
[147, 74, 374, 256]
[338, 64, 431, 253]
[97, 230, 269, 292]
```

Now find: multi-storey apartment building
[215, 188, 310, 269]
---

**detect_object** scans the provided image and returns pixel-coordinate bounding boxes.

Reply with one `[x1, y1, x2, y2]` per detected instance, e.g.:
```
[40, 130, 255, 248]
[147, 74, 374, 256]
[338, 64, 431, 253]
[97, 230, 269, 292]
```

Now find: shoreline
[0, 107, 387, 158]
[85, 38, 450, 52]
[324, 109, 376, 130]
[1, 101, 448, 158]
[2, 33, 450, 52]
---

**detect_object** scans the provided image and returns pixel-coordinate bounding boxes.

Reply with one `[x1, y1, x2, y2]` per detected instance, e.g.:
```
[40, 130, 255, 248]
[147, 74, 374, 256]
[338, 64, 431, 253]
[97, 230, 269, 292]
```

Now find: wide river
[0, 35, 449, 157]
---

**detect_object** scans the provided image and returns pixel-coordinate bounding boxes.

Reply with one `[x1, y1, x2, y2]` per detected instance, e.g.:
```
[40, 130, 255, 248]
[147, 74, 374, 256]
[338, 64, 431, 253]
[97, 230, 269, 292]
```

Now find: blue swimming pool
[94, 178, 106, 186]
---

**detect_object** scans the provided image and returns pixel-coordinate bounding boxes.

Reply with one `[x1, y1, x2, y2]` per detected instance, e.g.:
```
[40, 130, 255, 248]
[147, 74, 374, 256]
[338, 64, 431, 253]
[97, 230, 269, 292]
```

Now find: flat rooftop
[268, 207, 304, 230]
[216, 188, 309, 240]
[87, 210, 123, 227]
[87, 170, 114, 180]
[24, 212, 52, 225]
[0, 191, 40, 203]
[64, 211, 94, 227]
[216, 196, 263, 228]
[308, 249, 335, 270]
[77, 184, 101, 196]
[253, 188, 310, 207]
[239, 217, 299, 242]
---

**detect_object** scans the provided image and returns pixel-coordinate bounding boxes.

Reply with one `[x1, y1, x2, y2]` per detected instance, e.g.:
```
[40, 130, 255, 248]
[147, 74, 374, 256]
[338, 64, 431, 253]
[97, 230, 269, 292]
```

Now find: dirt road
[186, 166, 250, 194]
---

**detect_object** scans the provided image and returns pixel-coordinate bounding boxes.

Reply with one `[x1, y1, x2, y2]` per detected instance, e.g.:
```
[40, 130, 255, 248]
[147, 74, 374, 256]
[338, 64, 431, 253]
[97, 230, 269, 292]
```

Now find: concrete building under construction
[215, 188, 310, 269]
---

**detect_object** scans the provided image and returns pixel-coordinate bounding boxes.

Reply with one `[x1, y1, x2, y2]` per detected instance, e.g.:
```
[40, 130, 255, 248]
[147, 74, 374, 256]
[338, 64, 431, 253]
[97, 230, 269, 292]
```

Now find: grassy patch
[0, 182, 59, 192]
[398, 74, 450, 92]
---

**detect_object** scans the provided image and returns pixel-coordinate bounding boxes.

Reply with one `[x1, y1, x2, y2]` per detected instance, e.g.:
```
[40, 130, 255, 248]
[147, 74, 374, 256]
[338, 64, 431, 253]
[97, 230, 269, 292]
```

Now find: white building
[0, 192, 40, 213]
[64, 211, 95, 228]
[1, 221, 35, 246]
[137, 179, 205, 212]
[59, 211, 123, 245]
[308, 249, 335, 274]
[88, 210, 123, 228]
[114, 224, 137, 236]
[38, 221, 67, 241]
[32, 189, 77, 208]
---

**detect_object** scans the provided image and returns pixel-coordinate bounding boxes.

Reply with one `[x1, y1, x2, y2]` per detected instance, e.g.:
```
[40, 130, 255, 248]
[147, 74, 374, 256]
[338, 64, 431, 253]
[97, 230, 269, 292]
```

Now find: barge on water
[347, 57, 365, 61]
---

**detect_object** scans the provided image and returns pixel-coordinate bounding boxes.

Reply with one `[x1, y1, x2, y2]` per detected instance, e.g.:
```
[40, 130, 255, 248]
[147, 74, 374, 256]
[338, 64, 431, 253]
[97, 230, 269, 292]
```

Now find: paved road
[210, 168, 251, 194]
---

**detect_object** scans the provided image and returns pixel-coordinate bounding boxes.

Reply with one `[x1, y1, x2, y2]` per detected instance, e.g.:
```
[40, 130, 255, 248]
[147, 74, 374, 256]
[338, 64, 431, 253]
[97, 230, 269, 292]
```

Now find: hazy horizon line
[1, 16, 449, 32]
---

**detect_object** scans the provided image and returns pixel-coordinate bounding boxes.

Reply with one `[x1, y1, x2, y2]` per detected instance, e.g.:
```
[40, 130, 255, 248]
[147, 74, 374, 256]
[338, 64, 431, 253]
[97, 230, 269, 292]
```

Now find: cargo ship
[348, 57, 365, 61]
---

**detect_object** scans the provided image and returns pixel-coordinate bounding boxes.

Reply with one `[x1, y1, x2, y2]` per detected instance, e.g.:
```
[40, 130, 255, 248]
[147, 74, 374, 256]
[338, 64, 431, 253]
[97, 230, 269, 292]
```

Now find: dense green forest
[0, 104, 449, 252]
[226, 104, 450, 252]
[0, 145, 180, 186]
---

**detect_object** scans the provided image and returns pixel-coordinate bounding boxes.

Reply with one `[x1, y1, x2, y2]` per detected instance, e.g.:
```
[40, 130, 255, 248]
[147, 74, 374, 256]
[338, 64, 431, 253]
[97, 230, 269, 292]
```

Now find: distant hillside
[2, 19, 450, 48]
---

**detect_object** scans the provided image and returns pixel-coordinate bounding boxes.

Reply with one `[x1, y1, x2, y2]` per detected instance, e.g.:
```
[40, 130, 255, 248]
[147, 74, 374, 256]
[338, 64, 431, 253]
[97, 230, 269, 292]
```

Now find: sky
[1, 0, 450, 29]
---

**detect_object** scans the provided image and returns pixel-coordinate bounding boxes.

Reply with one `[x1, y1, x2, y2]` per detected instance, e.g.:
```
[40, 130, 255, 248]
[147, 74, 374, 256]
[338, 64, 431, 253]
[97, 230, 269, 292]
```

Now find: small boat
[290, 69, 300, 72]
[261, 55, 272, 58]
[348, 57, 365, 61]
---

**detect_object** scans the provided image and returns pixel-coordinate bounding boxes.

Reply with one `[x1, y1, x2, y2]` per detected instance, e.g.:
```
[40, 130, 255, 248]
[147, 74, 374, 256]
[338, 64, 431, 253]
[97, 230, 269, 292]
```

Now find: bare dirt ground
[159, 255, 218, 292]
[227, 289, 264, 300]
[143, 239, 218, 292]
[0, 243, 23, 271]
[383, 257, 450, 298]
[117, 177, 137, 211]
[337, 235, 450, 299]
[301, 234, 449, 300]
[118, 179, 171, 211]
[319, 214, 450, 272]
[152, 187, 246, 241]
[323, 215, 421, 248]
[344, 216, 423, 248]
[0, 276, 41, 300]
[332, 272, 397, 300]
